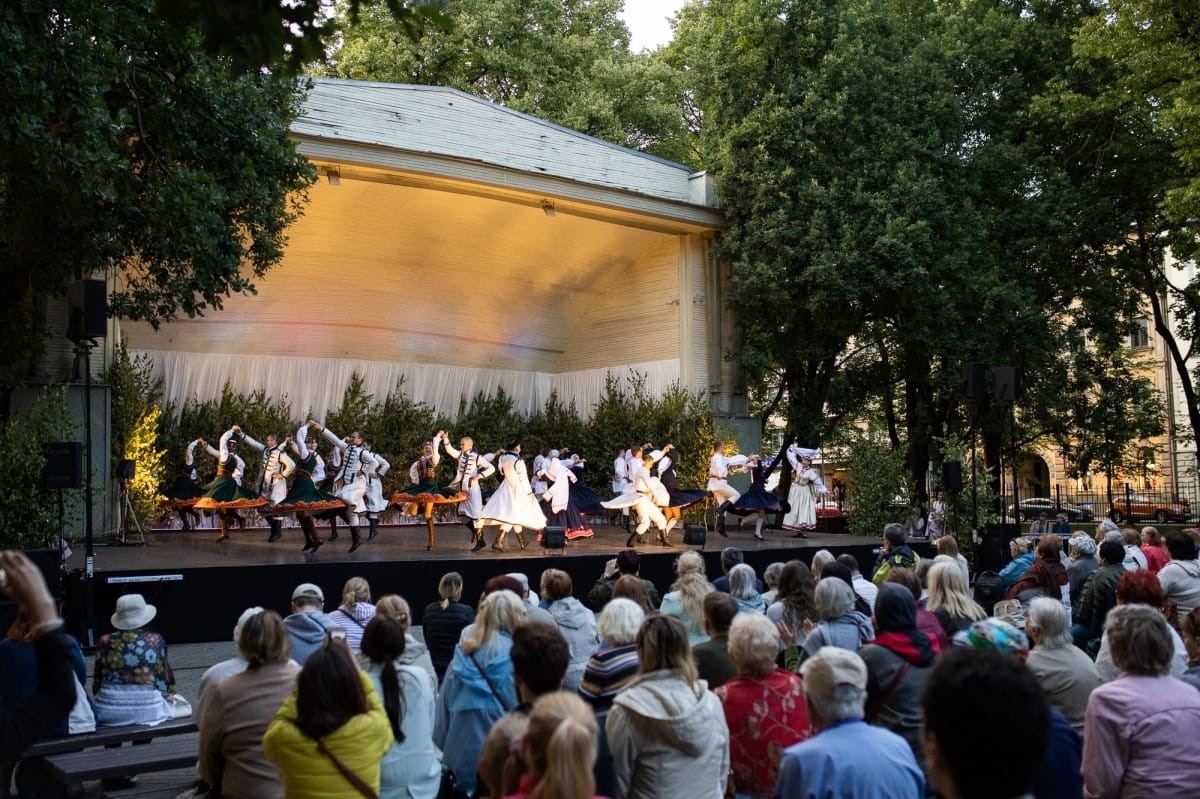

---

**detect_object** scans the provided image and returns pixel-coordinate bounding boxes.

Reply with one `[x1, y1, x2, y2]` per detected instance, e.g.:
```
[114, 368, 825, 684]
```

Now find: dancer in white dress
[708, 442, 749, 536]
[478, 437, 547, 551]
[781, 446, 827, 536]
[239, 427, 296, 543]
[442, 432, 497, 551]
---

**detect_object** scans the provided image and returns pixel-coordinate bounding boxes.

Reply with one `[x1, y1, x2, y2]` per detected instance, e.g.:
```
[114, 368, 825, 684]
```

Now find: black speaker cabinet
[942, 460, 963, 493]
[43, 442, 83, 489]
[684, 524, 707, 548]
[117, 459, 136, 481]
[961, 362, 986, 400]
[542, 526, 566, 551]
[67, 279, 107, 342]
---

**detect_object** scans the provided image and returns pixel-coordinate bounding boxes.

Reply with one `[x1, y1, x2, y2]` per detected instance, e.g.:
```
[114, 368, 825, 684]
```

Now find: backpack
[973, 570, 1006, 615]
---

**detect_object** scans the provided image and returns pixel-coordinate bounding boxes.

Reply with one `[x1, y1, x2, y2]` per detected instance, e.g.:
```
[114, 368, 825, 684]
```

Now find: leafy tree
[0, 386, 80, 549]
[105, 342, 167, 531]
[840, 432, 910, 538]
[0, 0, 315, 400]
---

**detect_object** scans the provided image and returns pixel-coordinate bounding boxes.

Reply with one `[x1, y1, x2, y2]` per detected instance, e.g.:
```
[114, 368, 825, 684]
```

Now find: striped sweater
[578, 644, 640, 711]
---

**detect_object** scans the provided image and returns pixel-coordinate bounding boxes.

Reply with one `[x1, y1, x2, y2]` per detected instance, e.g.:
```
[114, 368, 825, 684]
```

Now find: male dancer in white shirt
[708, 442, 747, 537]
[442, 431, 497, 552]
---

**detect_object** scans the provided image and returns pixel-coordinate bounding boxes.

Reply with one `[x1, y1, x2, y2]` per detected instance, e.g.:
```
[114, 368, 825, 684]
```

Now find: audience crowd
[6, 521, 1200, 798]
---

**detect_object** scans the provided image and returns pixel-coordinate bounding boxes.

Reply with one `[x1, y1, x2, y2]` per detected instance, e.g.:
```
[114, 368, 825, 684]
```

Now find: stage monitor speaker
[67, 279, 107, 342]
[542, 526, 565, 551]
[942, 460, 963, 493]
[994, 366, 1022, 403]
[961, 362, 986, 400]
[684, 524, 707, 548]
[43, 442, 83, 490]
[117, 459, 136, 481]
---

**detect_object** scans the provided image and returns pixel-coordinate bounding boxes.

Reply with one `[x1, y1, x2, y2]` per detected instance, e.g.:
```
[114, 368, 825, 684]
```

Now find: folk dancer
[392, 434, 467, 551]
[311, 442, 343, 540]
[239, 427, 296, 543]
[653, 444, 707, 543]
[361, 440, 391, 542]
[612, 446, 632, 529]
[159, 438, 205, 530]
[276, 424, 346, 552]
[532, 447, 551, 497]
[781, 446, 827, 537]
[603, 451, 670, 547]
[729, 450, 787, 541]
[567, 453, 607, 517]
[708, 442, 749, 536]
[478, 437, 547, 552]
[538, 450, 594, 541]
[441, 431, 497, 551]
[194, 428, 267, 541]
[311, 420, 378, 553]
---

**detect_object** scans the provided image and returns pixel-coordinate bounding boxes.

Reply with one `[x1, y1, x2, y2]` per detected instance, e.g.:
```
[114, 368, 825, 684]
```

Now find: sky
[619, 0, 687, 52]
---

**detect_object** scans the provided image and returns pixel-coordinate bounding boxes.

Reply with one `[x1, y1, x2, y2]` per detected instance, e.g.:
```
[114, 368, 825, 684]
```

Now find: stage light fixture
[541, 199, 556, 218]
[326, 168, 341, 187]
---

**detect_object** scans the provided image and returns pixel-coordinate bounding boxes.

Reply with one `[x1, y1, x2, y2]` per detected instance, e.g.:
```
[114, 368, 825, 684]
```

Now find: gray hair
[1097, 518, 1120, 536]
[1103, 530, 1124, 546]
[811, 549, 835, 580]
[883, 523, 906, 546]
[764, 562, 784, 589]
[728, 563, 759, 600]
[1070, 536, 1097, 557]
[728, 612, 781, 678]
[1026, 597, 1073, 648]
[597, 598, 645, 647]
[1106, 604, 1174, 676]
[814, 577, 855, 620]
[720, 547, 744, 571]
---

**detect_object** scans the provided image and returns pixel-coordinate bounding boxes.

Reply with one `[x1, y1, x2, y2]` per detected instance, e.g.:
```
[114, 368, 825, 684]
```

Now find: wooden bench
[20, 717, 197, 759]
[43, 736, 197, 787]
[103, 788, 195, 799]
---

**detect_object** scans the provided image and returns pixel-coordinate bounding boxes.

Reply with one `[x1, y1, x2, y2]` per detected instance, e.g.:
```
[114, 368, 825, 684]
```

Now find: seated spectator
[886, 568, 950, 651]
[541, 569, 598, 692]
[810, 549, 835, 580]
[263, 634, 392, 797]
[93, 594, 176, 726]
[360, 615, 440, 799]
[579, 599, 645, 798]
[935, 535, 970, 587]
[999, 537, 1035, 590]
[587, 550, 661, 612]
[922, 647, 1051, 799]
[0, 550, 78, 759]
[0, 606, 90, 739]
[511, 622, 571, 714]
[507, 573, 555, 626]
[612, 574, 655, 614]
[802, 577, 874, 657]
[1024, 597, 1100, 735]
[715, 613, 810, 799]
[713, 547, 759, 593]
[1005, 536, 1069, 616]
[327, 576, 376, 653]
[775, 647, 923, 798]
[198, 609, 300, 799]
[660, 551, 716, 646]
[692, 593, 739, 689]
[502, 692, 599, 799]
[761, 562, 785, 605]
[1093, 569, 1188, 681]
[820, 560, 873, 616]
[459, 576, 542, 643]
[857, 583, 938, 774]
[925, 559, 986, 638]
[606, 614, 730, 799]
[435, 590, 525, 795]
[728, 563, 766, 614]
[837, 553, 879, 612]
[1071, 540, 1126, 650]
[1181, 607, 1200, 690]
[1158, 532, 1200, 617]
[477, 713, 527, 799]
[1121, 527, 1149, 571]
[421, 571, 474, 682]
[1067, 535, 1099, 609]
[767, 560, 818, 651]
[194, 607, 265, 724]
[375, 594, 436, 681]
[1141, 526, 1170, 573]
[1083, 605, 1200, 799]
[284, 582, 342, 666]
[871, 524, 921, 586]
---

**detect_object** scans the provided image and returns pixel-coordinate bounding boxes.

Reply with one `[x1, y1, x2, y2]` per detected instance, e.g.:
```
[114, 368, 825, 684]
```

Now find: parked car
[1005, 497, 1095, 523]
[816, 497, 846, 519]
[1108, 495, 1192, 524]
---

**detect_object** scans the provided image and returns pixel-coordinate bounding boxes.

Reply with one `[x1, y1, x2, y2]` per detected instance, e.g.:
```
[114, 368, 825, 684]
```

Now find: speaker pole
[77, 338, 96, 648]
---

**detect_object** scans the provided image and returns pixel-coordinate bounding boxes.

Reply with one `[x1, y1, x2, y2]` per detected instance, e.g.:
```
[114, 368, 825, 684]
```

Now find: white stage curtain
[134, 350, 680, 422]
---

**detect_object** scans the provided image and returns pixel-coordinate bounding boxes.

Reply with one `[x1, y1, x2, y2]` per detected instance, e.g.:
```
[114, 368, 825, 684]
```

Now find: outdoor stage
[62, 520, 898, 645]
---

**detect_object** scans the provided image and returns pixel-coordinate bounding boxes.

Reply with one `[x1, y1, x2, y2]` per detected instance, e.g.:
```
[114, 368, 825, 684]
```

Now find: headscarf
[953, 618, 1030, 658]
[871, 583, 939, 666]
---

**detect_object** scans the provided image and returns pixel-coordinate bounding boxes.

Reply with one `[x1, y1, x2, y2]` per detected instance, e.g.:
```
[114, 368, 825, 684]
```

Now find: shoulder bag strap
[470, 652, 511, 712]
[866, 660, 911, 722]
[314, 736, 379, 799]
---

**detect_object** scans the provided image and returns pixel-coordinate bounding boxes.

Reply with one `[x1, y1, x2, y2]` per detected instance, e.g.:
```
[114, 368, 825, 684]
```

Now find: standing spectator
[327, 576, 376, 654]
[1158, 532, 1200, 616]
[198, 609, 300, 799]
[1072, 541, 1126, 650]
[612, 575, 656, 614]
[775, 647, 923, 798]
[999, 538, 1035, 590]
[586, 550, 661, 612]
[1024, 597, 1101, 735]
[1093, 570, 1188, 681]
[435, 590, 525, 795]
[263, 635, 392, 798]
[579, 599, 645, 798]
[692, 593, 739, 689]
[925, 560, 986, 639]
[856, 584, 938, 774]
[375, 594, 436, 682]
[1121, 528, 1149, 571]
[1067, 535, 1099, 609]
[1141, 526, 1170, 573]
[421, 572, 474, 683]
[837, 554, 879, 612]
[871, 524, 921, 586]
[606, 615, 730, 799]
[728, 563, 766, 613]
[1082, 605, 1200, 799]
[1052, 512, 1072, 538]
[935, 536, 970, 587]
[922, 648, 1051, 799]
[767, 560, 818, 650]
[541, 569, 598, 693]
[660, 551, 716, 646]
[93, 594, 176, 726]
[502, 692, 600, 799]
[360, 616, 440, 799]
[715, 613, 810, 799]
[801, 578, 874, 657]
[761, 562, 785, 606]
[284, 583, 343, 666]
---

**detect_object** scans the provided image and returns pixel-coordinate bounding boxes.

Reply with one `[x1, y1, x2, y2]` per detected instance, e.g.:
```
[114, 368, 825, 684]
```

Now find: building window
[1130, 318, 1150, 349]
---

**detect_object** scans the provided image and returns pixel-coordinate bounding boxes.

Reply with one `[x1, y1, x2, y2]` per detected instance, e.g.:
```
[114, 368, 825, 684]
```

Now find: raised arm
[185, 439, 201, 467]
[218, 428, 236, 460]
[294, 425, 312, 460]
[311, 421, 348, 452]
[430, 435, 442, 468]
[239, 431, 265, 453]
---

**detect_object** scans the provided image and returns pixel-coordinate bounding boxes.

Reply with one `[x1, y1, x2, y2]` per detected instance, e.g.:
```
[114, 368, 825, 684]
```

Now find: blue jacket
[1000, 552, 1035, 589]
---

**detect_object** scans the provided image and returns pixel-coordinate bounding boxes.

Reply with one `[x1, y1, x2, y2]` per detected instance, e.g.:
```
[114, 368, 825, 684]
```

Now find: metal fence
[1002, 484, 1197, 525]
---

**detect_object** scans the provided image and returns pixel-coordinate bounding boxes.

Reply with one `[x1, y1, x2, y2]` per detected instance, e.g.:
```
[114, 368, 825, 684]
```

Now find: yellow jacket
[263, 670, 393, 799]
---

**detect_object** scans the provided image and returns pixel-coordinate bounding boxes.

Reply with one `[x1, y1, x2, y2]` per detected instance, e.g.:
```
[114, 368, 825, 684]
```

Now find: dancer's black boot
[715, 501, 732, 536]
[367, 517, 379, 542]
[349, 526, 363, 553]
[267, 517, 283, 543]
[471, 526, 486, 552]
